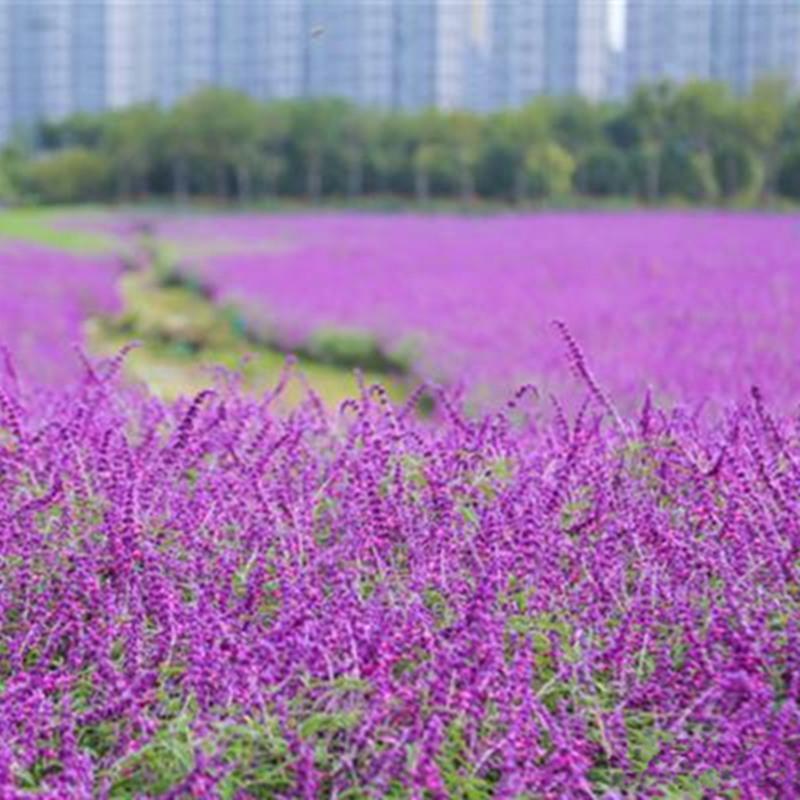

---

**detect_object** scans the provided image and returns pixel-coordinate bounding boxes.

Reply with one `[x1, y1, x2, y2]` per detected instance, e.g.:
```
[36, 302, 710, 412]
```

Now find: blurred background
[1, 0, 800, 206]
[1, 0, 800, 412]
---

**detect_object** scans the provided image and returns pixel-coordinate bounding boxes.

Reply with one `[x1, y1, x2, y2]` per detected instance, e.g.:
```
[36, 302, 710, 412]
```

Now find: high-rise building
[487, 0, 608, 108]
[107, 0, 306, 109]
[392, 0, 491, 111]
[106, 0, 161, 108]
[463, 0, 491, 112]
[434, 1, 470, 109]
[437, 0, 495, 110]
[625, 0, 800, 97]
[72, 0, 107, 114]
[24, 0, 800, 144]
[712, 0, 800, 95]
[211, 0, 306, 102]
[260, 2, 305, 100]
[0, 0, 9, 143]
[111, 0, 216, 109]
[6, 1, 70, 132]
[304, 0, 395, 107]
[393, 0, 438, 110]
[625, 0, 713, 93]
[571, 0, 609, 100]
[0, 0, 106, 138]
[488, 1, 545, 110]
[545, 0, 608, 100]
[0, 0, 618, 141]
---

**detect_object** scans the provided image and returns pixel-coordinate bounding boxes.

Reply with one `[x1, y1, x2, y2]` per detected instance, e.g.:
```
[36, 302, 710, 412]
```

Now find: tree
[446, 111, 483, 202]
[659, 143, 716, 202]
[0, 162, 14, 203]
[103, 104, 164, 200]
[411, 110, 450, 203]
[736, 78, 790, 201]
[0, 143, 27, 203]
[573, 147, 630, 197]
[667, 81, 733, 201]
[38, 112, 107, 150]
[776, 146, 800, 200]
[485, 101, 554, 203]
[628, 82, 675, 202]
[370, 114, 415, 194]
[6, 82, 800, 209]
[713, 141, 757, 201]
[551, 96, 606, 155]
[289, 99, 348, 202]
[340, 108, 380, 199]
[22, 148, 111, 204]
[169, 88, 262, 202]
[525, 142, 574, 199]
[412, 143, 447, 203]
[250, 101, 291, 197]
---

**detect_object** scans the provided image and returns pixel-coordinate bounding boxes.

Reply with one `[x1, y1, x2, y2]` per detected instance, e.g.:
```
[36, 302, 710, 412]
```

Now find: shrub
[659, 145, 718, 201]
[573, 146, 631, 196]
[303, 325, 414, 374]
[713, 141, 757, 199]
[21, 147, 112, 204]
[525, 142, 575, 199]
[776, 145, 800, 200]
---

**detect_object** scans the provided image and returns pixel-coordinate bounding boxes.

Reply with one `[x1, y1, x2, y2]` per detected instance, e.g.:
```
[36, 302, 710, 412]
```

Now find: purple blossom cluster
[0, 243, 121, 382]
[1, 349, 798, 797]
[143, 212, 800, 406]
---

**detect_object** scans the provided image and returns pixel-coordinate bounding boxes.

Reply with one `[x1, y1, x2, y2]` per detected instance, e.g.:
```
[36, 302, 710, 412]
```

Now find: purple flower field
[0, 243, 121, 383]
[148, 212, 800, 408]
[1, 354, 799, 797]
[2, 212, 800, 797]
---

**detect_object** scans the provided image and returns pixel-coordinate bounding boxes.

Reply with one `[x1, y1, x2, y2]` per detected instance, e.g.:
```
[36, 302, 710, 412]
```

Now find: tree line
[3, 79, 800, 206]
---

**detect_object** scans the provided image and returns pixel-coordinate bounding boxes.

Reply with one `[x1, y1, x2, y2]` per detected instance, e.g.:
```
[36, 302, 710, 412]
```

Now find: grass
[91, 330, 405, 407]
[0, 207, 409, 405]
[0, 206, 116, 252]
[87, 271, 408, 407]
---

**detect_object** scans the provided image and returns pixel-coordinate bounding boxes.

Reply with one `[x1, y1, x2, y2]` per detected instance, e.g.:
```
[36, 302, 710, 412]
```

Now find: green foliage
[21, 147, 112, 204]
[103, 710, 197, 796]
[89, 252, 410, 404]
[437, 722, 499, 798]
[103, 104, 165, 198]
[525, 142, 575, 199]
[0, 206, 115, 251]
[97, 712, 297, 798]
[660, 144, 717, 201]
[423, 587, 457, 628]
[776, 145, 800, 200]
[574, 146, 631, 196]
[108, 273, 235, 351]
[5, 78, 800, 207]
[39, 112, 108, 150]
[298, 710, 361, 739]
[302, 326, 414, 375]
[0, 163, 14, 203]
[713, 141, 758, 199]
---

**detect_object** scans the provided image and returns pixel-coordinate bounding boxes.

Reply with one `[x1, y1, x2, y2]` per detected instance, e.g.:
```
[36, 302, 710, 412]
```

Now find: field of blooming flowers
[1, 211, 799, 797]
[0, 242, 121, 383]
[2, 345, 799, 798]
[101, 211, 800, 409]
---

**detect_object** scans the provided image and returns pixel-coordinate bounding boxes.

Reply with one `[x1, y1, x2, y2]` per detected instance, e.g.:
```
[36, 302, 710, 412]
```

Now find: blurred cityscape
[1, 1, 800, 143]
